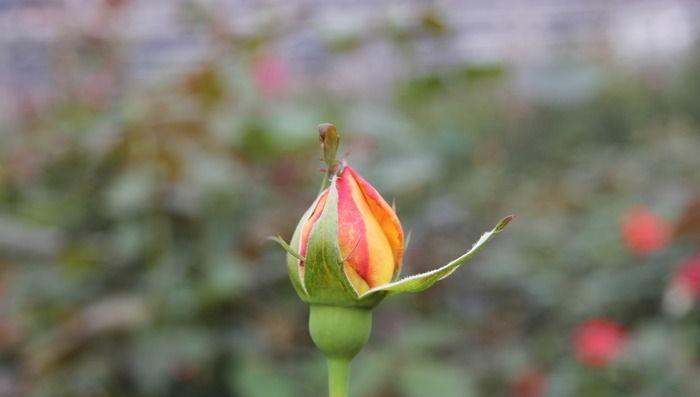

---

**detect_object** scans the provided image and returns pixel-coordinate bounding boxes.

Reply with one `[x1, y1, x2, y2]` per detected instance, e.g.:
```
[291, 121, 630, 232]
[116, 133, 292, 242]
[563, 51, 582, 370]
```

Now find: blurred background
[2, 1, 700, 396]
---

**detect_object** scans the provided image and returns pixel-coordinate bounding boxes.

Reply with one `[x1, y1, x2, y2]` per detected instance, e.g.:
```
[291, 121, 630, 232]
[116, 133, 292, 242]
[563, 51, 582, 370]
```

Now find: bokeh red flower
[620, 206, 670, 255]
[512, 369, 546, 397]
[673, 254, 700, 299]
[573, 318, 628, 367]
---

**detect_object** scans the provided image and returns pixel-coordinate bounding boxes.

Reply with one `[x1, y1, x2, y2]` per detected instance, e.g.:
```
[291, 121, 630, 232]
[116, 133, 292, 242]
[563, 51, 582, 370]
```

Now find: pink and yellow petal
[336, 171, 371, 277]
[345, 167, 404, 268]
[343, 264, 370, 294]
[337, 168, 395, 290]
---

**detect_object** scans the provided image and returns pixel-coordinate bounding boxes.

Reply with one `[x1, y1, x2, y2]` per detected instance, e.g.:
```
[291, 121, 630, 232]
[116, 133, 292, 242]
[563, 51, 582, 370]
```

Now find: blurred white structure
[0, 0, 699, 110]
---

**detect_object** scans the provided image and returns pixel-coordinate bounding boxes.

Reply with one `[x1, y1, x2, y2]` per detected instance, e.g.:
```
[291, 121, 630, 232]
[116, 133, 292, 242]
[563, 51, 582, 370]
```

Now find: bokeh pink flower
[252, 55, 289, 97]
[620, 206, 670, 255]
[573, 318, 628, 368]
[672, 254, 700, 299]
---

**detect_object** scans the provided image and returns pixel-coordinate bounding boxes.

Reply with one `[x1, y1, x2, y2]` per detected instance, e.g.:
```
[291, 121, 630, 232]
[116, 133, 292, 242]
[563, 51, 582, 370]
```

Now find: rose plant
[272, 124, 512, 397]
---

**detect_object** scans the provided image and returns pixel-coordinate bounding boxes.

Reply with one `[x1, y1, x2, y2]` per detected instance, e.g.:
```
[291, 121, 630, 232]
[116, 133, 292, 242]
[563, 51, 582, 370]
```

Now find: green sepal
[269, 236, 305, 262]
[285, 194, 321, 300]
[303, 179, 363, 306]
[358, 216, 513, 299]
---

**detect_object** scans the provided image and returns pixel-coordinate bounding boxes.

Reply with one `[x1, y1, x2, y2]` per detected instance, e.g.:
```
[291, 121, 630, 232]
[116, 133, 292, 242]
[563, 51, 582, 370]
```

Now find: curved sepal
[358, 216, 513, 299]
[284, 194, 322, 300]
[270, 236, 305, 262]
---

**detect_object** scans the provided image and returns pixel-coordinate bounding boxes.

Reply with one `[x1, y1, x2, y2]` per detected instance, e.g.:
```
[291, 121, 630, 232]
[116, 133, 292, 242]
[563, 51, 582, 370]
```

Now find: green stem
[327, 357, 351, 397]
[320, 166, 333, 193]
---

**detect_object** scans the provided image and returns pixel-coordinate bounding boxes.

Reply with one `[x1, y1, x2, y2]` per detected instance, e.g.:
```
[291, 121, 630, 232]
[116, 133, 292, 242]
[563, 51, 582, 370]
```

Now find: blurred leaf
[391, 321, 464, 352]
[184, 66, 226, 110]
[230, 361, 296, 397]
[399, 361, 475, 397]
[201, 255, 251, 301]
[353, 351, 393, 397]
[105, 168, 157, 216]
[130, 326, 214, 395]
[420, 9, 448, 36]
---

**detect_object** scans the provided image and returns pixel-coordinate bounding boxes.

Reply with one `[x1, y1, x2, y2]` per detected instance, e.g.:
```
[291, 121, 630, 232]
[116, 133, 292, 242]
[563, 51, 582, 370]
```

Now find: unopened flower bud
[272, 126, 512, 397]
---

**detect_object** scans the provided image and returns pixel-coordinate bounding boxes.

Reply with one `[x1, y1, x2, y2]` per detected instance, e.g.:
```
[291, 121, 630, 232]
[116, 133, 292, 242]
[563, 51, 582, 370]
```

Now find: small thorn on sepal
[267, 235, 306, 261]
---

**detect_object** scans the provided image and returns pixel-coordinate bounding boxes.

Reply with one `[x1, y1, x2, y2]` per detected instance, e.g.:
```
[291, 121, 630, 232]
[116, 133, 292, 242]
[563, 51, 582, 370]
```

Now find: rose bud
[276, 163, 511, 309]
[271, 124, 511, 397]
[308, 166, 403, 294]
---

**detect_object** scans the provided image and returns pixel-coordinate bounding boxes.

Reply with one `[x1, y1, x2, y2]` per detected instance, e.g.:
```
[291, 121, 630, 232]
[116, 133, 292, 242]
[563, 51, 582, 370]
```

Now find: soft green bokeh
[1, 2, 700, 397]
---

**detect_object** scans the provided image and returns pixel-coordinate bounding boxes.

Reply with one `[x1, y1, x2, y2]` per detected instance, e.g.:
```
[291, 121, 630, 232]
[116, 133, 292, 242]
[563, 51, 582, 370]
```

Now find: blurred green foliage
[2, 3, 700, 397]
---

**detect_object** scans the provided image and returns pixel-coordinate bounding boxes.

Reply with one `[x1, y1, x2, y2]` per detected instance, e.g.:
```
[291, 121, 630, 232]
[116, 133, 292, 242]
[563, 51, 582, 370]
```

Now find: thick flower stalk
[273, 124, 511, 397]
